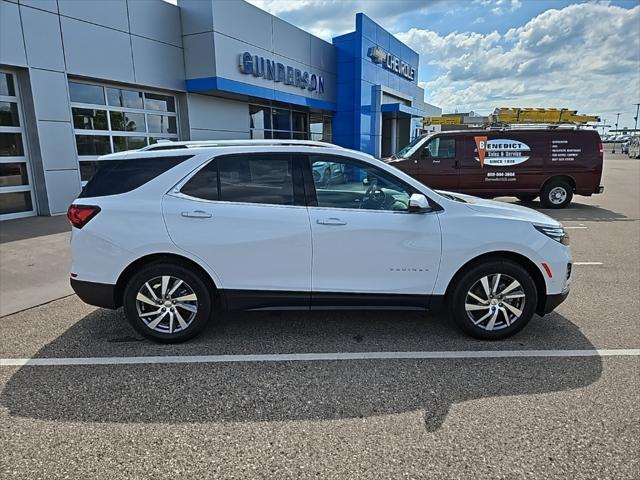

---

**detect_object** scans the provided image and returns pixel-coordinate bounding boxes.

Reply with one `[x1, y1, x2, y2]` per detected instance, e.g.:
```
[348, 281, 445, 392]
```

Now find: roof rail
[139, 139, 344, 151]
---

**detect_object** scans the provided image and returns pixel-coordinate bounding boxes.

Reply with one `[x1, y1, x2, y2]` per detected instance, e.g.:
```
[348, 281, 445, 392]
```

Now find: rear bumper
[70, 278, 118, 309]
[596, 185, 605, 194]
[541, 290, 569, 315]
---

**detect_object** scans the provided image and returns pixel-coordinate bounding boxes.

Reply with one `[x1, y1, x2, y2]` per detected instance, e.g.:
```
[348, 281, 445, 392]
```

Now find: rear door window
[180, 160, 218, 201]
[218, 153, 296, 206]
[79, 155, 192, 198]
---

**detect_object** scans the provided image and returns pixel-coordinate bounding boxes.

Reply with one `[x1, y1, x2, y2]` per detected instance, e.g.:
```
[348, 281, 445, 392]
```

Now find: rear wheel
[540, 179, 573, 209]
[449, 260, 538, 340]
[123, 262, 212, 343]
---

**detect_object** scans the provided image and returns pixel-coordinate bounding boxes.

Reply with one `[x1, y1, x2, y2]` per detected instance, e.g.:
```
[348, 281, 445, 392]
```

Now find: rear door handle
[181, 210, 212, 218]
[317, 218, 347, 226]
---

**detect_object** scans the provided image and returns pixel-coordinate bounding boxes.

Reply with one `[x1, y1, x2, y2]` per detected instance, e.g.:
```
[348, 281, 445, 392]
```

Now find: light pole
[633, 103, 640, 132]
[612, 112, 621, 153]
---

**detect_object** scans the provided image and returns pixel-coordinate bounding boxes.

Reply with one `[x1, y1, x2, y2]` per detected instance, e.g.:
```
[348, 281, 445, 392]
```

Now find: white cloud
[398, 3, 640, 128]
[473, 0, 522, 16]
[246, 0, 435, 40]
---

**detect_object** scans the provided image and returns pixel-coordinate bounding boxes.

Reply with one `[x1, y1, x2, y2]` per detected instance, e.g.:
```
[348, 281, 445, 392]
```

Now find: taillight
[67, 204, 101, 229]
[598, 143, 604, 158]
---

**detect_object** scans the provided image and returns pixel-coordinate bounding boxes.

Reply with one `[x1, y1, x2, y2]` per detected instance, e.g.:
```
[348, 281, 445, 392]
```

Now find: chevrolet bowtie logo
[368, 46, 387, 64]
[366, 46, 417, 82]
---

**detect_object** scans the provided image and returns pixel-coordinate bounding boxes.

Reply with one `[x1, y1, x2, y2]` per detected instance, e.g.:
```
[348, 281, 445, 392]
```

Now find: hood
[437, 191, 561, 227]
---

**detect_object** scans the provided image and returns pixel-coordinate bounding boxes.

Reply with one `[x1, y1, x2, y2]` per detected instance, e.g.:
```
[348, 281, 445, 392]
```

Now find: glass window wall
[69, 81, 179, 182]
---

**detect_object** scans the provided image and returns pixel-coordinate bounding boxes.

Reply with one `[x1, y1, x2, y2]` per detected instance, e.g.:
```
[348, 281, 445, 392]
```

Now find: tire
[516, 194, 537, 202]
[448, 259, 538, 340]
[123, 262, 212, 343]
[540, 179, 573, 209]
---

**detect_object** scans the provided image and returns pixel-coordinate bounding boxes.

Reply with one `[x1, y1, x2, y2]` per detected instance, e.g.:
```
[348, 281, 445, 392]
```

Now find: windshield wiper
[437, 191, 467, 203]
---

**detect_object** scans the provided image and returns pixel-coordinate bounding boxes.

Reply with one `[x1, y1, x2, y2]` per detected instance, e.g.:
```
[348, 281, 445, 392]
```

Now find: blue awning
[380, 103, 424, 117]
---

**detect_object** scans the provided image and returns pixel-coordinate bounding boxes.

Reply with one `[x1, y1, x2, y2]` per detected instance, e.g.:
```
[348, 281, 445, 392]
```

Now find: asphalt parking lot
[1, 153, 638, 479]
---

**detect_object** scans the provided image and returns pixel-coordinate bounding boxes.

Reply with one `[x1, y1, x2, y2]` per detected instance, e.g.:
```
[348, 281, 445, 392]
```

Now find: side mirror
[408, 193, 432, 213]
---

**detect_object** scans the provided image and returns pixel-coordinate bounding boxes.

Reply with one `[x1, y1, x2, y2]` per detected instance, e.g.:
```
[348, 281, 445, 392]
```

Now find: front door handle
[181, 210, 212, 218]
[317, 218, 347, 226]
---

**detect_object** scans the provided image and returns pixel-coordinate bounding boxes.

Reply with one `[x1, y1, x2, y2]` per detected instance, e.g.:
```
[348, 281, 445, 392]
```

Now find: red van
[388, 128, 604, 208]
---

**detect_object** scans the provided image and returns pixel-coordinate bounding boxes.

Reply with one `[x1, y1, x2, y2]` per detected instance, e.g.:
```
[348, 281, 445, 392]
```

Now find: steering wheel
[360, 179, 386, 209]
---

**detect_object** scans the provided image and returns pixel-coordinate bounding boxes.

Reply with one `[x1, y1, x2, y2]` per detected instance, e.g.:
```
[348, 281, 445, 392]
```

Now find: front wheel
[449, 260, 538, 340]
[123, 262, 212, 343]
[540, 180, 573, 209]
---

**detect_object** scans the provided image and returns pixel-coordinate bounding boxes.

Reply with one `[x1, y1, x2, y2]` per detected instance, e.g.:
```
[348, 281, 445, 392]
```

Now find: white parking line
[1, 349, 638, 367]
[565, 226, 588, 229]
[573, 262, 604, 265]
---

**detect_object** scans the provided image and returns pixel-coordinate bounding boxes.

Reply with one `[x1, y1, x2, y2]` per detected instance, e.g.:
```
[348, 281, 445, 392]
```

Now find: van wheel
[123, 262, 212, 343]
[449, 260, 538, 340]
[516, 194, 537, 202]
[541, 180, 573, 209]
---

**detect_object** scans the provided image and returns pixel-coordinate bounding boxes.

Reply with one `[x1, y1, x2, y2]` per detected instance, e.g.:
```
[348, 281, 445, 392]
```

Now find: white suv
[68, 140, 572, 342]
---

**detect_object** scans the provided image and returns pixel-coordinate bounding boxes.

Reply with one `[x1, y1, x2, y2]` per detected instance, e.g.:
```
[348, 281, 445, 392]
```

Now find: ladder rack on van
[490, 108, 600, 125]
[423, 107, 600, 129]
[484, 123, 594, 131]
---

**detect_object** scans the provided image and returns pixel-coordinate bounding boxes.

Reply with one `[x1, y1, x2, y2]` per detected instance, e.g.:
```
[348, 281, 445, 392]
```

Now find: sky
[242, 0, 640, 131]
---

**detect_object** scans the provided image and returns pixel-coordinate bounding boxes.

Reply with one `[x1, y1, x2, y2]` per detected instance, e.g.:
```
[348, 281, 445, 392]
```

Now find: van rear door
[546, 130, 602, 195]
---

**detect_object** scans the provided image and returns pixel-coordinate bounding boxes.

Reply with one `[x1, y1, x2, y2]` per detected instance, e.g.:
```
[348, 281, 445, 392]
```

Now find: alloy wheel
[135, 275, 198, 334]
[464, 273, 526, 331]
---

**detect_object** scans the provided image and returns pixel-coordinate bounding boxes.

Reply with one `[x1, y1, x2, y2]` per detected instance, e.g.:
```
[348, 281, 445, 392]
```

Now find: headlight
[534, 225, 570, 245]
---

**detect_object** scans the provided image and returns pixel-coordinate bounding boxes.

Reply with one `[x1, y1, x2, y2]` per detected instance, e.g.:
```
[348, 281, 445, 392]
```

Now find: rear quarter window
[79, 155, 193, 198]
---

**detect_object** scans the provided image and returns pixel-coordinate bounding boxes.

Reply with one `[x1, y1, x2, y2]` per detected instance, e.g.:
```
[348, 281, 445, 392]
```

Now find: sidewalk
[0, 215, 72, 316]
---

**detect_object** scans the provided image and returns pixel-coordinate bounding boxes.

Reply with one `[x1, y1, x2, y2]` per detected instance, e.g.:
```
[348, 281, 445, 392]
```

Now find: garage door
[0, 70, 35, 220]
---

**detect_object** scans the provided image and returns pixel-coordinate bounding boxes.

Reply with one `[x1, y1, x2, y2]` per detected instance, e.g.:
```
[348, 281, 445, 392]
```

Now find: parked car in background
[621, 139, 630, 154]
[68, 140, 572, 343]
[388, 129, 604, 209]
[312, 161, 348, 185]
[628, 136, 640, 159]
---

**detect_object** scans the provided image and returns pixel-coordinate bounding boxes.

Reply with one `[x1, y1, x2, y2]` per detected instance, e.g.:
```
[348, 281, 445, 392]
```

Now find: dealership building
[0, 0, 440, 220]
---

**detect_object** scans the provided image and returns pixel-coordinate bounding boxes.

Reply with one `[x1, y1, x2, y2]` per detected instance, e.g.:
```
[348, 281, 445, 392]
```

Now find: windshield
[394, 134, 430, 159]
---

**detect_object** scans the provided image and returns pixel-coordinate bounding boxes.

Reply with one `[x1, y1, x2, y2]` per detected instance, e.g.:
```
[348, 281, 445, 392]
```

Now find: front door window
[310, 155, 411, 212]
[425, 137, 456, 160]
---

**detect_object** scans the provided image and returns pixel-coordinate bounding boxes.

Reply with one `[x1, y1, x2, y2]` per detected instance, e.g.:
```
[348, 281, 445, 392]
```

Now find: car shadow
[1, 308, 602, 431]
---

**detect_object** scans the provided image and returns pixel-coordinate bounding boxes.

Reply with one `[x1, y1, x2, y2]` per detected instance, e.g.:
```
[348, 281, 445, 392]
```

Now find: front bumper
[541, 289, 569, 315]
[71, 278, 118, 309]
